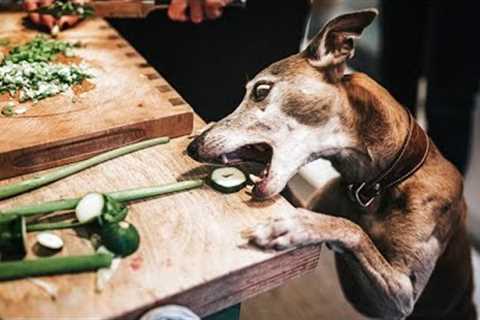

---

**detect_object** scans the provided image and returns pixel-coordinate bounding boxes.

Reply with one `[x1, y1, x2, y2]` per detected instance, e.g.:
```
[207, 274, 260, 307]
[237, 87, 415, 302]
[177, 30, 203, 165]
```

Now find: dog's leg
[247, 208, 443, 320]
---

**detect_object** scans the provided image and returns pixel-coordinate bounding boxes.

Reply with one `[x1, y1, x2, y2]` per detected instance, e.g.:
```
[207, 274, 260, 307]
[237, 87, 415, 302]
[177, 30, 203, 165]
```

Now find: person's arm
[168, 0, 231, 23]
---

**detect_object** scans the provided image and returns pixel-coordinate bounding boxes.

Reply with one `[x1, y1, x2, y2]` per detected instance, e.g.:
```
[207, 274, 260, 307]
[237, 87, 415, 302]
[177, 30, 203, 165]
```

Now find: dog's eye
[252, 82, 272, 102]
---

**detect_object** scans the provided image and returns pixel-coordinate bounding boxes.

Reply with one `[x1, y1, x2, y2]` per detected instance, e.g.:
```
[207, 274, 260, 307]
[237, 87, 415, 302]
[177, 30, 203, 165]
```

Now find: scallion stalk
[27, 220, 89, 232]
[0, 253, 113, 281]
[0, 137, 170, 200]
[1, 180, 204, 217]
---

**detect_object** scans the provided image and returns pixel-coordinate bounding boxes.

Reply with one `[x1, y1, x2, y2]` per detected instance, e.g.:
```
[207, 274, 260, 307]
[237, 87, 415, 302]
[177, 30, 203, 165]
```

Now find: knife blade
[90, 0, 246, 18]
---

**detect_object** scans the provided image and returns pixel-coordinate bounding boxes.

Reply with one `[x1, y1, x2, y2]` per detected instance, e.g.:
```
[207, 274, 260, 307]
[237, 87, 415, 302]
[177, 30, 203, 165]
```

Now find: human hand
[23, 0, 89, 32]
[168, 0, 231, 24]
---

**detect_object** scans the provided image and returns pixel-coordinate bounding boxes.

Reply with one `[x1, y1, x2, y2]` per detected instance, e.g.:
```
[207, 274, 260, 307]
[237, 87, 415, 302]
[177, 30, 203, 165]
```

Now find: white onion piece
[96, 246, 121, 292]
[28, 278, 59, 300]
[75, 192, 105, 223]
[36, 232, 64, 250]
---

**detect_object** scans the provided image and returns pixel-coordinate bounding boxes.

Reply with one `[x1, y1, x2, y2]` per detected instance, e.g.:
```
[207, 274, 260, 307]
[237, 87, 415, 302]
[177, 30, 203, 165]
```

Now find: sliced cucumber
[101, 222, 140, 257]
[209, 167, 247, 194]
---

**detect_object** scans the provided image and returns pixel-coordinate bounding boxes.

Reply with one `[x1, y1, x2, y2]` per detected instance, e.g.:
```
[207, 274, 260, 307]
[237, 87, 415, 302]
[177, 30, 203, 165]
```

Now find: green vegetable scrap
[1, 102, 15, 117]
[99, 196, 128, 225]
[34, 1, 95, 19]
[4, 35, 79, 64]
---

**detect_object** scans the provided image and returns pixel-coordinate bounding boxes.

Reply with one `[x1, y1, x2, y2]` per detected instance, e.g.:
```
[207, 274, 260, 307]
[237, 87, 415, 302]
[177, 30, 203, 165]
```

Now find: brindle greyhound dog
[187, 9, 476, 320]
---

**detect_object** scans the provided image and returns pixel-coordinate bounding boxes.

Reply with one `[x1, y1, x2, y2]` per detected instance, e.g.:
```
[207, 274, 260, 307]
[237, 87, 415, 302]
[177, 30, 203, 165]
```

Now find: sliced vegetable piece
[0, 253, 113, 281]
[36, 232, 64, 250]
[101, 222, 140, 257]
[76, 192, 105, 223]
[0, 215, 27, 260]
[209, 167, 247, 193]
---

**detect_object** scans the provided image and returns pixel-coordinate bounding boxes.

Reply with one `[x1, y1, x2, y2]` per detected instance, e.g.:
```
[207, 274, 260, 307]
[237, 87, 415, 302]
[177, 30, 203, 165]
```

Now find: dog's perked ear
[304, 8, 378, 81]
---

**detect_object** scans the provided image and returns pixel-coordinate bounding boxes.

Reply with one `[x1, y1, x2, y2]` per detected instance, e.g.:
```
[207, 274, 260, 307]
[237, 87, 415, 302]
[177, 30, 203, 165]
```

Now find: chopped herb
[1, 102, 15, 117]
[0, 38, 10, 47]
[3, 35, 77, 64]
[33, 1, 94, 19]
[0, 61, 92, 103]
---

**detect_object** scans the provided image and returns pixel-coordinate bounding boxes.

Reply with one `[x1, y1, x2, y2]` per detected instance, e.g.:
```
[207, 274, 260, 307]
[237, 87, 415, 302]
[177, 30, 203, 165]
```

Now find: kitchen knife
[89, 0, 246, 18]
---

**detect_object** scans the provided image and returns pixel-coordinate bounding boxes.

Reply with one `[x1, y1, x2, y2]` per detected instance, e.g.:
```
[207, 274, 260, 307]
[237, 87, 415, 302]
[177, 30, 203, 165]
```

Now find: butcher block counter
[0, 13, 321, 319]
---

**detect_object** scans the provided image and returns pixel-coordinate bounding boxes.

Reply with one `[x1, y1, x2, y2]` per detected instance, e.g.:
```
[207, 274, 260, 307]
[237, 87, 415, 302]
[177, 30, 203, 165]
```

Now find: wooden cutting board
[0, 14, 193, 180]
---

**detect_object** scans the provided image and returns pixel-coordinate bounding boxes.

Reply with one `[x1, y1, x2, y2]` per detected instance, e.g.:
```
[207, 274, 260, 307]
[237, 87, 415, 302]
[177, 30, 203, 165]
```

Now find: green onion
[27, 220, 88, 232]
[3, 35, 78, 64]
[0, 137, 170, 200]
[1, 180, 204, 217]
[0, 253, 113, 281]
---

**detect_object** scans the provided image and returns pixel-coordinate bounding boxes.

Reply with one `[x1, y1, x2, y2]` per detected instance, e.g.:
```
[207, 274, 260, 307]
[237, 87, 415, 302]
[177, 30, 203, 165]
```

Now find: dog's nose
[187, 139, 200, 160]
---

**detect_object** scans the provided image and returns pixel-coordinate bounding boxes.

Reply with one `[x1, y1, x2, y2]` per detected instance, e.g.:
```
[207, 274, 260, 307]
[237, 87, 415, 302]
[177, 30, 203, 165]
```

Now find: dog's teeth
[221, 154, 229, 164]
[261, 167, 268, 178]
[249, 174, 262, 184]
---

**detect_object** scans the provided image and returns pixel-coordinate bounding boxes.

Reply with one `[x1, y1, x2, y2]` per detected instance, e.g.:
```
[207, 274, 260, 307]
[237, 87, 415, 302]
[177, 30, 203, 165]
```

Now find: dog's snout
[187, 138, 201, 160]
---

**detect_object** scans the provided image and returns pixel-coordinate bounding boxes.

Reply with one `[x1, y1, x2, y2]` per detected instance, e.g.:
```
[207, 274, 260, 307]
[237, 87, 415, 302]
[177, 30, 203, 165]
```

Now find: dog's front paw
[245, 214, 315, 250]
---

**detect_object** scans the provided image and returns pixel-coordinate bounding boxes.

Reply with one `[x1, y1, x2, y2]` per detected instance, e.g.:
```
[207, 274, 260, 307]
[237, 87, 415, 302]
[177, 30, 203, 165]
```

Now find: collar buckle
[347, 182, 379, 208]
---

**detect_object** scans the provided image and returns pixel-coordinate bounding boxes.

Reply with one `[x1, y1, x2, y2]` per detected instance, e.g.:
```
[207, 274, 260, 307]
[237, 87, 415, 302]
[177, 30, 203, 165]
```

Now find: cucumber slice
[209, 167, 247, 194]
[101, 222, 140, 257]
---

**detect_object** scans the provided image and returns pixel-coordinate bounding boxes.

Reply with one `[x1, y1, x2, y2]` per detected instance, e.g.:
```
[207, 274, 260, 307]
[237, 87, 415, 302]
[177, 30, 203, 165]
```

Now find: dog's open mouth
[215, 142, 274, 189]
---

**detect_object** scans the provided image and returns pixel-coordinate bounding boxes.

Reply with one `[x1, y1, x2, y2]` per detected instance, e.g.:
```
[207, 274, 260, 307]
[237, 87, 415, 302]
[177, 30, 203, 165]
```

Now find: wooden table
[0, 13, 321, 319]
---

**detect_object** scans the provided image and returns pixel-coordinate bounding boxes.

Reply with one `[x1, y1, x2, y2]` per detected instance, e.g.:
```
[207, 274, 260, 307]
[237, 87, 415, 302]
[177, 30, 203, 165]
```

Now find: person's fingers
[23, 0, 38, 11]
[168, 0, 188, 22]
[40, 14, 56, 29]
[188, 0, 204, 24]
[29, 13, 41, 24]
[39, 0, 54, 7]
[58, 16, 80, 28]
[204, 0, 226, 20]
[205, 7, 222, 20]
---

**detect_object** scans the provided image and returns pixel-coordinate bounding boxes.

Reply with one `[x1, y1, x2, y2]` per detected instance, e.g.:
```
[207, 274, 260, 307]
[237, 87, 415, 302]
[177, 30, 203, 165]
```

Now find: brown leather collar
[347, 111, 430, 208]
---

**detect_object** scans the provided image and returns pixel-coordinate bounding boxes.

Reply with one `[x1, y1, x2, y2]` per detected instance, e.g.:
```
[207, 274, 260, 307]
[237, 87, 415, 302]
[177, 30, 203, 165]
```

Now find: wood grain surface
[0, 13, 193, 179]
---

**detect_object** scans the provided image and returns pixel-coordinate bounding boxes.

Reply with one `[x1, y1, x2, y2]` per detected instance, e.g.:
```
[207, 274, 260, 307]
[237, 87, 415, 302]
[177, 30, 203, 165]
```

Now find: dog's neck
[325, 73, 411, 186]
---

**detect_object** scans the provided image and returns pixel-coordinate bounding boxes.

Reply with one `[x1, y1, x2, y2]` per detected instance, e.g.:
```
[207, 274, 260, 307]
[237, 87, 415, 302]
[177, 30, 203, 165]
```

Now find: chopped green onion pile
[0, 61, 91, 102]
[4, 35, 80, 64]
[0, 36, 91, 104]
